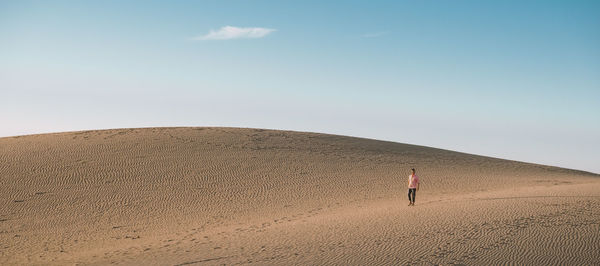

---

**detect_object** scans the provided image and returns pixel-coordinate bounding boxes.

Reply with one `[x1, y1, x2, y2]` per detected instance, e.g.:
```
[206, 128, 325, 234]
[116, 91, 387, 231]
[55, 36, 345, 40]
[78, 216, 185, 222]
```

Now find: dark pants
[408, 188, 416, 203]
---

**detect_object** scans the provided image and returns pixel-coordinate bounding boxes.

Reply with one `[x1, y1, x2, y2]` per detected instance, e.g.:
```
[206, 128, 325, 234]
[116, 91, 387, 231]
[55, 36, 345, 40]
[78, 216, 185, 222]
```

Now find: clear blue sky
[1, 1, 599, 173]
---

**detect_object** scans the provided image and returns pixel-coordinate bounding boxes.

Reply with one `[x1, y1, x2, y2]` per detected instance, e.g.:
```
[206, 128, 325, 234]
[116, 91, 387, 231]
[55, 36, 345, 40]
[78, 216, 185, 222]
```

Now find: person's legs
[408, 188, 415, 204]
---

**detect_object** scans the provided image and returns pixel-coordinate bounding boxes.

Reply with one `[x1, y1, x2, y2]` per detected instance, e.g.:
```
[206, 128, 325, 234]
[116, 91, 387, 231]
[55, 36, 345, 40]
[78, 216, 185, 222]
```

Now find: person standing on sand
[408, 168, 419, 206]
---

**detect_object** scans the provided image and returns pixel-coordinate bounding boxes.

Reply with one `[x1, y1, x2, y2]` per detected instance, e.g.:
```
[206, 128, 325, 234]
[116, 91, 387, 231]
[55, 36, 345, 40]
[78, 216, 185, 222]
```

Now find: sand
[1, 127, 598, 265]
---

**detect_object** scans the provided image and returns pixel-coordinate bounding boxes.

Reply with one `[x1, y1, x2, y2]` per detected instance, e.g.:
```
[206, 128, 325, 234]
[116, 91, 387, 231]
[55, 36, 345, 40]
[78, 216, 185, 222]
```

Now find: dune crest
[1, 127, 598, 265]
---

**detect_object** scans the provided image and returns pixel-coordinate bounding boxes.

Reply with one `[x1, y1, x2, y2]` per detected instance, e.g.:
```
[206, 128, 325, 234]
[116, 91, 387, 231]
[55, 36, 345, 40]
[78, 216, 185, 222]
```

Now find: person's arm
[416, 178, 420, 191]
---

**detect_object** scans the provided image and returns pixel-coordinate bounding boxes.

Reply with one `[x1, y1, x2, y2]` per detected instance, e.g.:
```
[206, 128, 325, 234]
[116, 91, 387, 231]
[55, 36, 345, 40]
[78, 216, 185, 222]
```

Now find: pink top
[408, 174, 419, 189]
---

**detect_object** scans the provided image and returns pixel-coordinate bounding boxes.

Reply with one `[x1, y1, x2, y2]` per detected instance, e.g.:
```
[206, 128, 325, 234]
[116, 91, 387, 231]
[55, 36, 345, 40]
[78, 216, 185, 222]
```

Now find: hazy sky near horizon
[1, 1, 599, 173]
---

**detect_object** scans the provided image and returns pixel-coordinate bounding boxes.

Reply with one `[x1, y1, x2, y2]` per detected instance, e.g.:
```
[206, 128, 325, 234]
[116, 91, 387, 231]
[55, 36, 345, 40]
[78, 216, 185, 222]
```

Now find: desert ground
[1, 127, 598, 265]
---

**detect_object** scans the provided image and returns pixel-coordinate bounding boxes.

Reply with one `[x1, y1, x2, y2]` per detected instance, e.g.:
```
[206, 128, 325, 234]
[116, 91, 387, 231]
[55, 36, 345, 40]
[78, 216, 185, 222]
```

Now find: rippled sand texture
[1, 127, 599, 265]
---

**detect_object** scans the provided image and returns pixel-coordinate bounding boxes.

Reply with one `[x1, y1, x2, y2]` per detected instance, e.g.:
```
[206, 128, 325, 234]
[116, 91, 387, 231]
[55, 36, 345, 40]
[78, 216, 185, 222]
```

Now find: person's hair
[411, 168, 415, 173]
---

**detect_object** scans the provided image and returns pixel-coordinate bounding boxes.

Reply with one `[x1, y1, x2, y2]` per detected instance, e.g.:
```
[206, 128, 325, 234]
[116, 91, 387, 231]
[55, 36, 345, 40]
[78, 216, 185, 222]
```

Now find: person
[408, 168, 419, 206]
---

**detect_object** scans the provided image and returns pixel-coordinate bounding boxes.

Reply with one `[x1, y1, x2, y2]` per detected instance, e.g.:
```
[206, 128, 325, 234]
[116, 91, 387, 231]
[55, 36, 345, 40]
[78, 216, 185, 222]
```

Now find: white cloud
[362, 31, 389, 38]
[194, 26, 276, 40]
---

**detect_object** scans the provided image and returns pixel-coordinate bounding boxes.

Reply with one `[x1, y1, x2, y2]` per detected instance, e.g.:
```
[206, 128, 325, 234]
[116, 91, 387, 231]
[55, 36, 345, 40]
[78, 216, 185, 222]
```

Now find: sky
[1, 0, 599, 173]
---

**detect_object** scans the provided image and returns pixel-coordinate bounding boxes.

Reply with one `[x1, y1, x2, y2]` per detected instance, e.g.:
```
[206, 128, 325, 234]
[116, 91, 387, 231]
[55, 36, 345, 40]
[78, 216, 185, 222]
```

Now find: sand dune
[1, 127, 598, 265]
